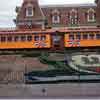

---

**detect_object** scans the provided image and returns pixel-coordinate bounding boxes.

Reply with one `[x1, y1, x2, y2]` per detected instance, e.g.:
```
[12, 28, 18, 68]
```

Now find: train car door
[51, 33, 64, 50]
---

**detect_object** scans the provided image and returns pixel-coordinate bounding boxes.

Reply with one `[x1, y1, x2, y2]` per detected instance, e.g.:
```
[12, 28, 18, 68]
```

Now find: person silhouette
[42, 88, 47, 96]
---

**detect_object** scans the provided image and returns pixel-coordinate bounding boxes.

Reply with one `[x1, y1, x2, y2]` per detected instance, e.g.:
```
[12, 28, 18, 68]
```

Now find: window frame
[76, 34, 81, 40]
[14, 35, 19, 42]
[27, 35, 32, 41]
[52, 15, 60, 24]
[70, 9, 78, 25]
[7, 36, 13, 42]
[96, 33, 100, 39]
[26, 7, 34, 17]
[69, 34, 75, 40]
[34, 35, 39, 41]
[89, 33, 95, 40]
[82, 34, 88, 40]
[87, 8, 95, 22]
[20, 35, 26, 42]
[41, 35, 46, 41]
[0, 36, 6, 42]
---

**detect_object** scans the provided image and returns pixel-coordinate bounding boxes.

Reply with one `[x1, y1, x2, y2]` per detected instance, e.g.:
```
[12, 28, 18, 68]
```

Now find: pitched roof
[41, 3, 96, 8]
[0, 26, 100, 34]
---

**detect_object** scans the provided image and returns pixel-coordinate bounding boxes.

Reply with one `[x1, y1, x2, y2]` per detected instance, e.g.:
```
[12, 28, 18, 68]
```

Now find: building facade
[15, 0, 97, 29]
[95, 0, 100, 26]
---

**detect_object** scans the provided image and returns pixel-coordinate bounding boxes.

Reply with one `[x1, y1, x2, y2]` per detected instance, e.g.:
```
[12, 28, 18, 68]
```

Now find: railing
[0, 71, 25, 84]
[25, 73, 100, 84]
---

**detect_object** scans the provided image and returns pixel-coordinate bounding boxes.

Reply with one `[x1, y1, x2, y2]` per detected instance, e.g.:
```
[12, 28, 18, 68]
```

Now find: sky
[0, 0, 95, 28]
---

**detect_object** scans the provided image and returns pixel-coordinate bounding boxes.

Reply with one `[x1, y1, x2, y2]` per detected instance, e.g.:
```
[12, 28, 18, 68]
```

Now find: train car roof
[0, 27, 100, 34]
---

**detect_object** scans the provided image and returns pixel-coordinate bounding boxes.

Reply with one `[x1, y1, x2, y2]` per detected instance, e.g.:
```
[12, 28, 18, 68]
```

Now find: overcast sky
[0, 0, 95, 28]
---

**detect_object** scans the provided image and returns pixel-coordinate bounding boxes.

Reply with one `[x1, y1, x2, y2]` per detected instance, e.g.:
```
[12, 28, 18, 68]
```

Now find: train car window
[69, 34, 74, 40]
[41, 35, 46, 41]
[76, 34, 81, 40]
[89, 33, 94, 39]
[34, 36, 39, 41]
[53, 35, 61, 42]
[7, 36, 12, 42]
[27, 35, 32, 41]
[20, 36, 26, 41]
[83, 34, 88, 39]
[96, 34, 100, 39]
[14, 36, 19, 42]
[1, 36, 6, 42]
[52, 35, 61, 46]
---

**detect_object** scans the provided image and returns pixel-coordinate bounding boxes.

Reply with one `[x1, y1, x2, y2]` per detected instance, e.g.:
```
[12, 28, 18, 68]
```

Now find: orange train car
[0, 30, 51, 50]
[64, 28, 100, 48]
[0, 28, 100, 50]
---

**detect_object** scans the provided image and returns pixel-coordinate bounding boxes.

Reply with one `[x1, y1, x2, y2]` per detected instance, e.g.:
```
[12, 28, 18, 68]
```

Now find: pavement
[0, 83, 100, 99]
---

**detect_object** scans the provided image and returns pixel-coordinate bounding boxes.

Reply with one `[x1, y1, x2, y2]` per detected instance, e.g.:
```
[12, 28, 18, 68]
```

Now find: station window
[89, 33, 94, 39]
[20, 36, 26, 41]
[27, 35, 32, 41]
[14, 36, 19, 42]
[83, 34, 88, 39]
[41, 35, 46, 41]
[1, 36, 6, 42]
[7, 36, 12, 42]
[96, 34, 100, 39]
[76, 34, 81, 40]
[34, 36, 39, 41]
[52, 15, 60, 24]
[26, 7, 34, 17]
[69, 34, 74, 40]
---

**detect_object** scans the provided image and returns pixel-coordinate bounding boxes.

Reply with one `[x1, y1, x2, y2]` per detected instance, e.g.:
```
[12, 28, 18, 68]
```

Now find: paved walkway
[0, 83, 100, 98]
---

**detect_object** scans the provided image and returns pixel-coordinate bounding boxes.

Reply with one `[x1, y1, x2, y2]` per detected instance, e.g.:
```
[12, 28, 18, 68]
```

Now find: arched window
[52, 15, 60, 24]
[69, 9, 78, 25]
[52, 9, 60, 24]
[87, 8, 96, 22]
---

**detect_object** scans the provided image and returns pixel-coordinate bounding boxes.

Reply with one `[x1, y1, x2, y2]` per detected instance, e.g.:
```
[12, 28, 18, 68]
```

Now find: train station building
[14, 0, 97, 30]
